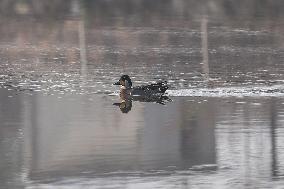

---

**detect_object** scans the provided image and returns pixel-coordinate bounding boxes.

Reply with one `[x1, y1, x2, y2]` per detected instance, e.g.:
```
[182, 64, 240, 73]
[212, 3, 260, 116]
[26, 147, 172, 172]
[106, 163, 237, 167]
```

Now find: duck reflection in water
[113, 75, 171, 113]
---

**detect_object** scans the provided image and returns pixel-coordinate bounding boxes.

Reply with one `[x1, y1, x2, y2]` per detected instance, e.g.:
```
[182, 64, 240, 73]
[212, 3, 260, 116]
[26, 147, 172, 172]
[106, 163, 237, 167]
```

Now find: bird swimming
[113, 75, 170, 113]
[113, 75, 169, 100]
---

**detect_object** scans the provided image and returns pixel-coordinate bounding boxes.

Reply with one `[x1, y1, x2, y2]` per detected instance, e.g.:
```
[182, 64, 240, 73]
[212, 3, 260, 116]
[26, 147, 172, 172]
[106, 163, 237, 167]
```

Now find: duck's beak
[113, 102, 121, 106]
[113, 81, 120, 85]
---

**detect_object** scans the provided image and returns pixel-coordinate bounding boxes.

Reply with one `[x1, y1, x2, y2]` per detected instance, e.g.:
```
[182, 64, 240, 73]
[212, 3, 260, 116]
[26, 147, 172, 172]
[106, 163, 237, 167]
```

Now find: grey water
[1, 0, 284, 188]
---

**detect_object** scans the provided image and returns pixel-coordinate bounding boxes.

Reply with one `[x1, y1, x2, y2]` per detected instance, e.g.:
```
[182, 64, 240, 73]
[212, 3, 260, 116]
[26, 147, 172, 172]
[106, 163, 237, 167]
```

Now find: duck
[113, 75, 169, 100]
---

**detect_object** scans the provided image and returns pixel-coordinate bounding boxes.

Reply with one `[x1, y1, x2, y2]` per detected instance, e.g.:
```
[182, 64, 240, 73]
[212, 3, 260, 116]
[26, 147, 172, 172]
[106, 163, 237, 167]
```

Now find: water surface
[1, 89, 284, 188]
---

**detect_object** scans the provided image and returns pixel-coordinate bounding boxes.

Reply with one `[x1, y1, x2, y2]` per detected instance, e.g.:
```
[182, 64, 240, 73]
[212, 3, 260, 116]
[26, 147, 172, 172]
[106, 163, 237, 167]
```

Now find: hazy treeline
[0, 0, 283, 23]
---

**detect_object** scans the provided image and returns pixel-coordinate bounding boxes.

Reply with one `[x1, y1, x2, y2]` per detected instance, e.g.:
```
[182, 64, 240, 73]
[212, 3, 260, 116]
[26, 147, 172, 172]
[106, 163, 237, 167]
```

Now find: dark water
[1, 0, 284, 188]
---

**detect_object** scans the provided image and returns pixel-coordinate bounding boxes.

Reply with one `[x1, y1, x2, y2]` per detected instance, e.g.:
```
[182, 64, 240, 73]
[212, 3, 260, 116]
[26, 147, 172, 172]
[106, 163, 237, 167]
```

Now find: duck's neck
[121, 86, 132, 90]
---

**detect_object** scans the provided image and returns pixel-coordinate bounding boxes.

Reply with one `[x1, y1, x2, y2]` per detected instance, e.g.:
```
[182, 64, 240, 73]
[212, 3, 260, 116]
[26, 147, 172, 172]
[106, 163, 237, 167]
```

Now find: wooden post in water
[201, 16, 209, 81]
[79, 20, 87, 78]
[79, 5, 87, 79]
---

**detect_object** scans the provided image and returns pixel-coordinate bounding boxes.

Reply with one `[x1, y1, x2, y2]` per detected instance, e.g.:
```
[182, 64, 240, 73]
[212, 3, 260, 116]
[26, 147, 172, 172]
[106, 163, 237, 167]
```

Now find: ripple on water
[167, 85, 284, 97]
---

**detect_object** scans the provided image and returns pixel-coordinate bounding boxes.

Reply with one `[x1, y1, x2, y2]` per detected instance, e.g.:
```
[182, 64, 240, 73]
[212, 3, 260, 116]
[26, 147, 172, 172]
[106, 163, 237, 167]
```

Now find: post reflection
[270, 98, 279, 177]
[179, 99, 216, 168]
[0, 89, 24, 188]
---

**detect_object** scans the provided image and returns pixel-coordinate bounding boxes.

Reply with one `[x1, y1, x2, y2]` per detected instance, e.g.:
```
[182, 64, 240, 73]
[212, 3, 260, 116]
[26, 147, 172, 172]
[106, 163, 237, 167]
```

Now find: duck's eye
[125, 80, 130, 88]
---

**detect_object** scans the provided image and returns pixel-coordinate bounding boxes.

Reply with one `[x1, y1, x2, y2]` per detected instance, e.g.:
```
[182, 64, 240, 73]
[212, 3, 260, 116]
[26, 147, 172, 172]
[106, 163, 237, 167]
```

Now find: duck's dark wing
[137, 81, 169, 94]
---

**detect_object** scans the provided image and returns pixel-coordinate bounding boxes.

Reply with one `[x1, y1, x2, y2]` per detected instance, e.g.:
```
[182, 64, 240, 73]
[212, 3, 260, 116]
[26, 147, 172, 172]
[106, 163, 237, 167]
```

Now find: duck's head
[113, 75, 132, 88]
